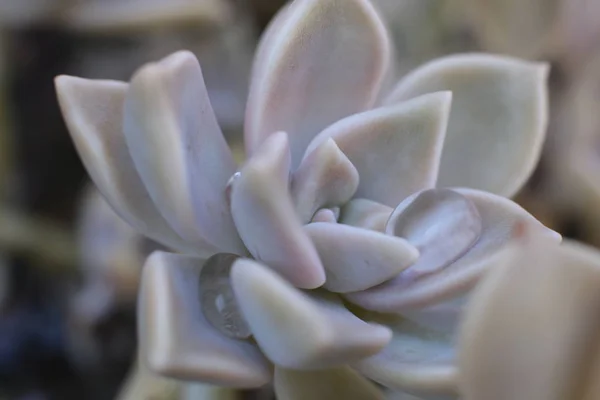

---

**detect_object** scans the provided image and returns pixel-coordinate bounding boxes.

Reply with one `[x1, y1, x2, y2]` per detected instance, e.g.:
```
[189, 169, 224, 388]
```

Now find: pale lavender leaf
[231, 258, 392, 369]
[55, 75, 193, 253]
[123, 50, 243, 254]
[292, 138, 359, 223]
[230, 131, 325, 289]
[385, 188, 482, 286]
[352, 312, 458, 399]
[138, 252, 271, 387]
[245, 0, 391, 168]
[307, 92, 451, 207]
[340, 198, 393, 232]
[385, 54, 549, 198]
[305, 223, 418, 293]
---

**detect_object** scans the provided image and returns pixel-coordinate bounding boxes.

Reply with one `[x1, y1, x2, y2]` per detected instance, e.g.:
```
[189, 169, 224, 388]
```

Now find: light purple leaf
[55, 76, 194, 253]
[123, 50, 243, 254]
[230, 132, 325, 289]
[245, 0, 391, 168]
[307, 92, 451, 207]
[385, 54, 549, 198]
[138, 252, 271, 388]
[231, 258, 392, 369]
[292, 138, 359, 223]
[346, 189, 561, 312]
[305, 223, 418, 293]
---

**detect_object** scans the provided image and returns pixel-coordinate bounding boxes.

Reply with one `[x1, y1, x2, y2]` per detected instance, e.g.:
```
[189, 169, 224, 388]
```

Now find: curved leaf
[230, 132, 325, 289]
[124, 51, 243, 253]
[245, 0, 391, 168]
[231, 258, 391, 369]
[308, 92, 451, 207]
[138, 252, 271, 388]
[386, 54, 549, 198]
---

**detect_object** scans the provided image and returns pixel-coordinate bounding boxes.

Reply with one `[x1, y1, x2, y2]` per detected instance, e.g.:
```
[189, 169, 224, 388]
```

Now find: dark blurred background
[1, 0, 600, 399]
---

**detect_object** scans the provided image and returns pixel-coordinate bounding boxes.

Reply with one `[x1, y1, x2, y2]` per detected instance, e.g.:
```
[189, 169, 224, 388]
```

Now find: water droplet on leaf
[199, 253, 251, 339]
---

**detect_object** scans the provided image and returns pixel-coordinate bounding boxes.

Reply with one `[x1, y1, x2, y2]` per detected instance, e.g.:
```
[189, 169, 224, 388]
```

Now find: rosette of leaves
[55, 0, 559, 398]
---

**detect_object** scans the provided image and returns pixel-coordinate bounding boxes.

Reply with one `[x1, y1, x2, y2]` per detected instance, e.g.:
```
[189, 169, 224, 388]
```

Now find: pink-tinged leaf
[231, 258, 392, 369]
[352, 312, 458, 399]
[459, 239, 600, 400]
[274, 367, 384, 400]
[346, 188, 561, 312]
[292, 138, 359, 223]
[123, 51, 243, 254]
[305, 223, 418, 293]
[307, 92, 451, 207]
[385, 54, 549, 198]
[230, 132, 325, 289]
[245, 0, 391, 168]
[340, 198, 393, 232]
[138, 252, 271, 388]
[55, 75, 194, 253]
[385, 189, 482, 287]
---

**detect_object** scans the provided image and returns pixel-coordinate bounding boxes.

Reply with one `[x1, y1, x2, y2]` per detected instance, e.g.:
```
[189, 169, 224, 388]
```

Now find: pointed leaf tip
[305, 222, 419, 293]
[55, 74, 193, 253]
[123, 51, 242, 253]
[138, 252, 270, 387]
[231, 132, 325, 289]
[231, 258, 392, 369]
[245, 0, 391, 169]
[386, 54, 549, 198]
[307, 91, 452, 207]
[292, 138, 359, 223]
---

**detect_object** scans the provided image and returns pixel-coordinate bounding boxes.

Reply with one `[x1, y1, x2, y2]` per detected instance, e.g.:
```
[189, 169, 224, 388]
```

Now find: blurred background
[1, 0, 600, 399]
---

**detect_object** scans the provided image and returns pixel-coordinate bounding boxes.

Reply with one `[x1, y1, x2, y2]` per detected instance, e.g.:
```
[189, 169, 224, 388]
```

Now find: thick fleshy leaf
[274, 367, 384, 400]
[245, 0, 391, 168]
[352, 312, 458, 399]
[231, 258, 392, 369]
[340, 198, 393, 232]
[385, 189, 482, 285]
[123, 51, 243, 254]
[305, 223, 419, 293]
[138, 252, 271, 388]
[230, 132, 325, 289]
[292, 138, 359, 223]
[459, 239, 600, 400]
[55, 76, 191, 253]
[307, 92, 451, 207]
[346, 188, 561, 312]
[385, 54, 549, 198]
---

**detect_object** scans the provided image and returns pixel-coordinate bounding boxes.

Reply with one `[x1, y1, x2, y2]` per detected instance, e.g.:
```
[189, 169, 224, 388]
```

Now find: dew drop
[199, 253, 252, 339]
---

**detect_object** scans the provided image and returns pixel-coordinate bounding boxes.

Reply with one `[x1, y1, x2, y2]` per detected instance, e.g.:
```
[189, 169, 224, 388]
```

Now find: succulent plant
[459, 233, 600, 400]
[55, 0, 559, 398]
